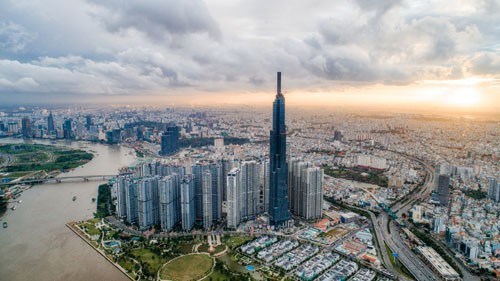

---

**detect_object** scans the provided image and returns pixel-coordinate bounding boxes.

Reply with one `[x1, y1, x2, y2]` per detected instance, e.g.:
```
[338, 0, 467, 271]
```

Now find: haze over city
[0, 0, 499, 112]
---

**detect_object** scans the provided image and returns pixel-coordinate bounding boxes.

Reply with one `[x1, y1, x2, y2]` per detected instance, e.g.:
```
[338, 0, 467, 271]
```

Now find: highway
[373, 152, 440, 281]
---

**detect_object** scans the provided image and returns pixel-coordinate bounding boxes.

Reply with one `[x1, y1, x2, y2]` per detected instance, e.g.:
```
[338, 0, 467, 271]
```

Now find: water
[0, 138, 136, 281]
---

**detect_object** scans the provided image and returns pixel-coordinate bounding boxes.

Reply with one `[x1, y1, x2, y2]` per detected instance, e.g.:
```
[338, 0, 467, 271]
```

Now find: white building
[227, 168, 241, 228]
[181, 174, 196, 231]
[159, 174, 180, 231]
[240, 161, 260, 219]
[202, 171, 213, 229]
[301, 167, 323, 220]
[137, 177, 159, 230]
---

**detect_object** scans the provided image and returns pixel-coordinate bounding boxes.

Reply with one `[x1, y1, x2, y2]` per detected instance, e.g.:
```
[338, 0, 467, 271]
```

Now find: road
[0, 174, 115, 187]
[373, 153, 440, 281]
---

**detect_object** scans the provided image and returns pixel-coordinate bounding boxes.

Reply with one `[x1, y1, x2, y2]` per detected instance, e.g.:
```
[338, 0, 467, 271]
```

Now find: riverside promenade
[66, 222, 133, 281]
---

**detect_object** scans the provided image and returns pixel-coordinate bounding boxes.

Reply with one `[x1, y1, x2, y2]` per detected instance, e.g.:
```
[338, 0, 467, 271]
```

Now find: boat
[2, 222, 7, 228]
[17, 200, 22, 203]
[91, 198, 96, 202]
[10, 206, 16, 210]
[72, 196, 77, 201]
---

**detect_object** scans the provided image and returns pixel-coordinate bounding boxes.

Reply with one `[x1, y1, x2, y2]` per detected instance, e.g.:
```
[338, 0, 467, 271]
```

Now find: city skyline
[0, 1, 499, 281]
[0, 0, 499, 112]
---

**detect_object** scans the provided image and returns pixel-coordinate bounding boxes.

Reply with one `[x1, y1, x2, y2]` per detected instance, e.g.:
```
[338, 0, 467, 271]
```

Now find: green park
[0, 143, 93, 216]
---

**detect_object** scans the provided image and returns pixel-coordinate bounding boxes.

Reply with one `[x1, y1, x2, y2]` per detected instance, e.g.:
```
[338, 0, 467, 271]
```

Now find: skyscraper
[85, 114, 93, 130]
[116, 174, 130, 219]
[220, 159, 232, 201]
[437, 174, 450, 206]
[209, 163, 222, 221]
[269, 72, 290, 227]
[21, 117, 32, 138]
[488, 178, 499, 202]
[137, 177, 159, 230]
[125, 180, 139, 224]
[226, 168, 241, 228]
[202, 171, 213, 229]
[47, 111, 55, 133]
[289, 159, 310, 216]
[240, 160, 260, 219]
[301, 167, 323, 220]
[192, 163, 205, 221]
[63, 119, 73, 140]
[181, 174, 196, 231]
[159, 174, 181, 231]
[262, 159, 270, 213]
[160, 125, 180, 156]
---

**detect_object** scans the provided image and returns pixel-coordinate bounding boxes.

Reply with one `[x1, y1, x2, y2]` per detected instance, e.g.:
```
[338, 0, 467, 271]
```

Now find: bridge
[0, 175, 116, 187]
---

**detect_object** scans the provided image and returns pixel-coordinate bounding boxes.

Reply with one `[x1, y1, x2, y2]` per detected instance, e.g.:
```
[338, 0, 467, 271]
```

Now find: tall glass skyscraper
[47, 111, 55, 133]
[269, 72, 290, 227]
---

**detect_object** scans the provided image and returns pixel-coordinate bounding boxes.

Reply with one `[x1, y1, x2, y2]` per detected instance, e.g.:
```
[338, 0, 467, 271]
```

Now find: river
[0, 138, 136, 281]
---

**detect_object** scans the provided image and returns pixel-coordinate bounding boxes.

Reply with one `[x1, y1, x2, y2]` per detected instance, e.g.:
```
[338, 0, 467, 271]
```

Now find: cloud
[467, 52, 500, 75]
[87, 0, 222, 42]
[0, 21, 36, 53]
[0, 0, 498, 102]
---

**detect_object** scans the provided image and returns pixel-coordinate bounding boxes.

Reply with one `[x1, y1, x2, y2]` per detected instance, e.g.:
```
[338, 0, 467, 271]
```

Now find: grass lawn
[131, 248, 168, 273]
[177, 242, 195, 254]
[160, 254, 213, 281]
[225, 236, 252, 249]
[117, 258, 138, 278]
[15, 152, 49, 163]
[79, 222, 100, 236]
[0, 144, 93, 173]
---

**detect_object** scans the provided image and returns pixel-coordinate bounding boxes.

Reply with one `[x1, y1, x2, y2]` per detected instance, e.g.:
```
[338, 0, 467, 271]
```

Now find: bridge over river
[0, 175, 116, 187]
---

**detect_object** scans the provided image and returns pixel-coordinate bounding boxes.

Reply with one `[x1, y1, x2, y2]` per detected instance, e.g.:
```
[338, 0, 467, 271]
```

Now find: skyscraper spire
[277, 71, 282, 98]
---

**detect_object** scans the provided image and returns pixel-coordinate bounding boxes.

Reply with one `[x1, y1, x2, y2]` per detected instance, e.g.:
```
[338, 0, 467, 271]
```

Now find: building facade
[301, 167, 323, 220]
[160, 125, 180, 156]
[227, 168, 241, 228]
[159, 174, 180, 231]
[269, 72, 290, 227]
[181, 174, 196, 231]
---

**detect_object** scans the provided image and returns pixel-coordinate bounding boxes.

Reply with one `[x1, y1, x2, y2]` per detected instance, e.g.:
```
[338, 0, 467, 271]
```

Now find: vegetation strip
[65, 222, 133, 281]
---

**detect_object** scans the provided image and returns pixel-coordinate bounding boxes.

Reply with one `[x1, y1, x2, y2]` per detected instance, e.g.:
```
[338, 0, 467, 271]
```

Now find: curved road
[375, 152, 478, 281]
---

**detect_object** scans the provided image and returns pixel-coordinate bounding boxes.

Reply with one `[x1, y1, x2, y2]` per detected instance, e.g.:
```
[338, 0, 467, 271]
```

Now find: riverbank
[0, 138, 136, 281]
[66, 222, 133, 281]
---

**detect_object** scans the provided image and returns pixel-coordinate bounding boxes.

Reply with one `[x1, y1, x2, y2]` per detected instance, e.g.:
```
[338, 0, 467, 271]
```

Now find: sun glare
[444, 87, 481, 107]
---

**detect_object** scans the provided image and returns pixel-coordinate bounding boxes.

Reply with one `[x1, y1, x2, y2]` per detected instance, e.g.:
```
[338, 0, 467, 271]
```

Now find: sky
[0, 0, 499, 112]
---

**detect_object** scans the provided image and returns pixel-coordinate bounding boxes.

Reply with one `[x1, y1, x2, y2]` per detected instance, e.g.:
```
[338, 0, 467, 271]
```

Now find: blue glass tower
[269, 72, 290, 227]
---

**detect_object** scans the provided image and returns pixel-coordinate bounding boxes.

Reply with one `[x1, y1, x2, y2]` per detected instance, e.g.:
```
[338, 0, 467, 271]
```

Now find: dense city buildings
[269, 72, 290, 228]
[1, 74, 498, 280]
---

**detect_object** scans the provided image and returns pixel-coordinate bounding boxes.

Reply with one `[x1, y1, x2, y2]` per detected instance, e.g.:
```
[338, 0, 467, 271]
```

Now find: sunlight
[444, 87, 481, 107]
